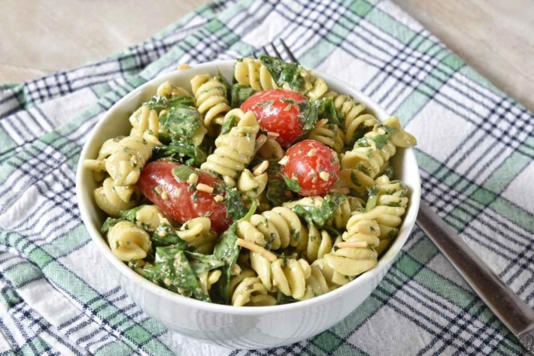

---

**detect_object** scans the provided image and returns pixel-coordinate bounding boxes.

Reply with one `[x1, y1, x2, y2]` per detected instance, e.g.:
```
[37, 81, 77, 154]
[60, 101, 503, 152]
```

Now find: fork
[257, 38, 534, 352]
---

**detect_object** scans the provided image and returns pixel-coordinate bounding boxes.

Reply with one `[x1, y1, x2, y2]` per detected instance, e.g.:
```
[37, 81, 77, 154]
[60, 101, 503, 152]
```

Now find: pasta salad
[84, 56, 417, 306]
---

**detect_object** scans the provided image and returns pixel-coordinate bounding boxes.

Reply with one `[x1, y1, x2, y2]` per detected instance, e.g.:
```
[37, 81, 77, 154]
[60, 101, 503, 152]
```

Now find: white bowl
[76, 60, 421, 349]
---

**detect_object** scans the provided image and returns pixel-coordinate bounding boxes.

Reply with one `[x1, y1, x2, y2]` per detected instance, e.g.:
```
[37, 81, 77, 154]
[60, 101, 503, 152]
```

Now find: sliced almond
[196, 183, 213, 194]
[253, 160, 269, 176]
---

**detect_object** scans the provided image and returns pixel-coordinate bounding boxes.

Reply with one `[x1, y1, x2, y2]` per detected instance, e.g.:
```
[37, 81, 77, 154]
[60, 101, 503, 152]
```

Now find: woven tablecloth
[0, 0, 532, 354]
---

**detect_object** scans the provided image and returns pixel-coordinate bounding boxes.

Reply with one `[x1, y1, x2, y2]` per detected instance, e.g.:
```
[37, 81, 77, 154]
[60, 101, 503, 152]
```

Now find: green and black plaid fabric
[0, 0, 532, 354]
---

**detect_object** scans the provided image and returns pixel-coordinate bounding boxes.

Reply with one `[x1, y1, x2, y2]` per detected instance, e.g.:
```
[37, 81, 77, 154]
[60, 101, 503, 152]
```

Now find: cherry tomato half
[281, 140, 339, 196]
[138, 161, 231, 232]
[241, 89, 307, 147]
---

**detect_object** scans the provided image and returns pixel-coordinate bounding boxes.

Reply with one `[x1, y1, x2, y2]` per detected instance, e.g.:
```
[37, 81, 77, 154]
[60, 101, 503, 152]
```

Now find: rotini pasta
[232, 276, 277, 306]
[365, 175, 409, 254]
[325, 91, 378, 144]
[236, 206, 302, 250]
[191, 74, 231, 131]
[107, 221, 152, 261]
[323, 242, 377, 278]
[134, 205, 170, 231]
[308, 258, 350, 293]
[307, 123, 344, 153]
[155, 80, 190, 98]
[177, 217, 217, 254]
[340, 116, 415, 196]
[200, 109, 259, 186]
[103, 135, 157, 186]
[300, 68, 328, 100]
[250, 251, 311, 300]
[129, 105, 159, 138]
[234, 58, 278, 91]
[237, 169, 268, 199]
[94, 178, 138, 217]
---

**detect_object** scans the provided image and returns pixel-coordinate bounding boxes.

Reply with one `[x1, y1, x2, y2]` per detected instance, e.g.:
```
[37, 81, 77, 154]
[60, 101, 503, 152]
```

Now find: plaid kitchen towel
[0, 0, 532, 354]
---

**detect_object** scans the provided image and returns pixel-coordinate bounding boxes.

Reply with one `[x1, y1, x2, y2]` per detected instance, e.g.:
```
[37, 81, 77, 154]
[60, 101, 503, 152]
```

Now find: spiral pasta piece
[129, 105, 159, 138]
[300, 68, 328, 100]
[94, 178, 138, 217]
[250, 252, 311, 300]
[237, 169, 268, 199]
[234, 58, 278, 91]
[325, 91, 378, 144]
[229, 268, 256, 293]
[308, 123, 344, 153]
[324, 238, 378, 279]
[200, 109, 259, 186]
[295, 225, 334, 263]
[236, 206, 303, 250]
[344, 214, 381, 249]
[340, 117, 414, 196]
[318, 208, 380, 278]
[307, 258, 350, 295]
[177, 217, 217, 254]
[104, 136, 157, 186]
[370, 175, 409, 253]
[191, 74, 230, 130]
[134, 205, 170, 231]
[107, 221, 152, 261]
[155, 80, 190, 98]
[232, 276, 277, 306]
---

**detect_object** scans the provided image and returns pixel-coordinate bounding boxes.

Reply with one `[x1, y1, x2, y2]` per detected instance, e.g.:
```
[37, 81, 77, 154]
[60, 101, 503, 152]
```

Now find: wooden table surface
[1, 0, 533, 111]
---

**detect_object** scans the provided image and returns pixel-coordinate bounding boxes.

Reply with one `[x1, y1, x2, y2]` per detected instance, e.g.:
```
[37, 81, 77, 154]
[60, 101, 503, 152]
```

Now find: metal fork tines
[252, 38, 298, 62]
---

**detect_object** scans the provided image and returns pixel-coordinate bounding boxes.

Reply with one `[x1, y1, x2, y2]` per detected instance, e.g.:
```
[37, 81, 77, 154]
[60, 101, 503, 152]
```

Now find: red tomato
[241, 89, 307, 147]
[281, 140, 339, 196]
[138, 161, 231, 233]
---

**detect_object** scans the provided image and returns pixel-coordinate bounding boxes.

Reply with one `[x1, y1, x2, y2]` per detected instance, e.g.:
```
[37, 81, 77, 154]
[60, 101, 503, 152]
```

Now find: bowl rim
[76, 59, 421, 315]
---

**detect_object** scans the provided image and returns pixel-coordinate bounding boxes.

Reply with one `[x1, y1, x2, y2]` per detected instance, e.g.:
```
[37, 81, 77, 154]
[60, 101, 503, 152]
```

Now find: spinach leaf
[355, 137, 370, 147]
[383, 164, 395, 180]
[220, 113, 239, 135]
[212, 223, 240, 304]
[101, 205, 144, 233]
[297, 100, 321, 131]
[159, 106, 205, 144]
[212, 203, 257, 304]
[276, 291, 297, 305]
[101, 217, 120, 234]
[119, 205, 144, 222]
[291, 193, 347, 228]
[371, 125, 393, 149]
[152, 140, 208, 166]
[144, 95, 195, 110]
[297, 97, 342, 131]
[265, 163, 293, 206]
[318, 97, 343, 126]
[151, 224, 188, 249]
[282, 175, 302, 193]
[185, 251, 225, 275]
[141, 246, 209, 301]
[258, 55, 305, 91]
[230, 84, 256, 107]
[172, 165, 196, 183]
[223, 187, 249, 221]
